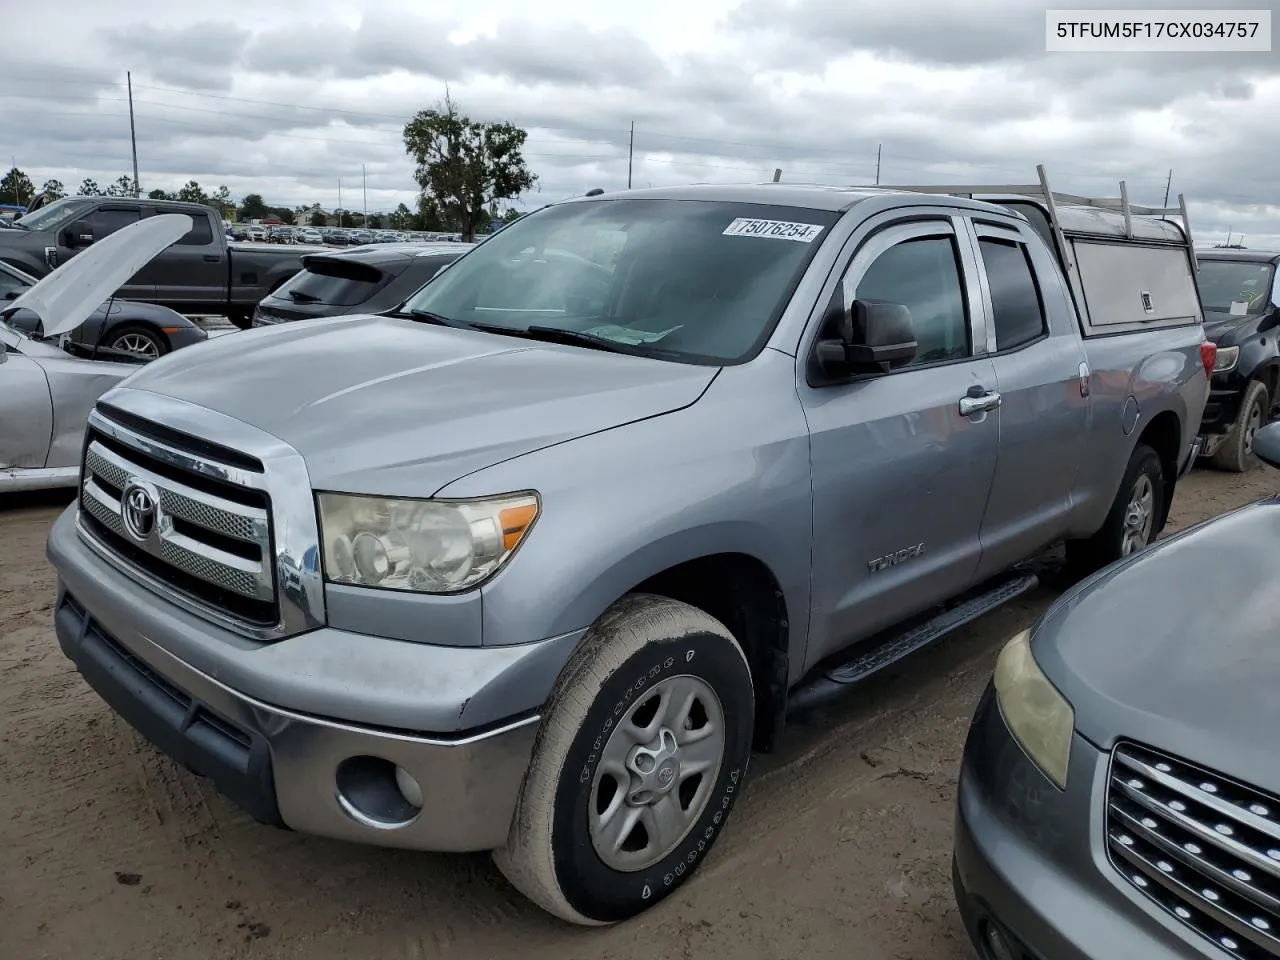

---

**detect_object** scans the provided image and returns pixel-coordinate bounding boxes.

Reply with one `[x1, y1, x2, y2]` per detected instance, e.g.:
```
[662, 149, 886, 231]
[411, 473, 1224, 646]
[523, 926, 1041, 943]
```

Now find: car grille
[77, 408, 278, 628]
[1106, 742, 1280, 959]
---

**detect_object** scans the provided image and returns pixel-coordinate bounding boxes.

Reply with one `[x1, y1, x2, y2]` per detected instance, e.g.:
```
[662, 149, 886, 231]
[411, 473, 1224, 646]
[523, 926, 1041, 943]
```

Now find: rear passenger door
[799, 216, 1001, 664]
[147, 211, 225, 307]
[87, 203, 155, 300]
[963, 217, 1091, 580]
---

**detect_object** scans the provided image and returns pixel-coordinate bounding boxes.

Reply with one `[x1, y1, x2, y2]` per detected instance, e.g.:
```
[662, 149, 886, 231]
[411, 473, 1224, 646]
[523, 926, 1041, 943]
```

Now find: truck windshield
[13, 197, 92, 232]
[402, 198, 838, 364]
[1196, 259, 1276, 315]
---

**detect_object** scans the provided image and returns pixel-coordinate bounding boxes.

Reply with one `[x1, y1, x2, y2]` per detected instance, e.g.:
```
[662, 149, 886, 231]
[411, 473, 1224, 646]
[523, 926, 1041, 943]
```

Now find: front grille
[78, 415, 278, 627]
[1106, 742, 1280, 958]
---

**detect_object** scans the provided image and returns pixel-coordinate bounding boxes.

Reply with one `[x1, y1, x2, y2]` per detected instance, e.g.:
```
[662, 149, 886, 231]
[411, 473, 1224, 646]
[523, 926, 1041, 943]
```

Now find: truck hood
[7, 214, 192, 338]
[1032, 499, 1280, 795]
[120, 314, 717, 496]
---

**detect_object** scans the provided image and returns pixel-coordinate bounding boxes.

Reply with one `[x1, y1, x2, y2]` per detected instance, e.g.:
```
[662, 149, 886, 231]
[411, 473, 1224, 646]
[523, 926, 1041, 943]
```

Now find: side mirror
[814, 299, 917, 379]
[3, 289, 20, 300]
[1259, 308, 1280, 334]
[1254, 422, 1280, 470]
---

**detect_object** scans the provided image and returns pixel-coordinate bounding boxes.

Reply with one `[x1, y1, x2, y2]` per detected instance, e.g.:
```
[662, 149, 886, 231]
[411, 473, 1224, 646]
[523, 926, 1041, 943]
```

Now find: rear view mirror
[814, 299, 917, 380]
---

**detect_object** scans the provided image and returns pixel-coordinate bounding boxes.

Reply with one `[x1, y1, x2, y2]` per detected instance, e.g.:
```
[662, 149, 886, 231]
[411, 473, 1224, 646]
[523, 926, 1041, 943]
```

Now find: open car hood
[6, 213, 192, 338]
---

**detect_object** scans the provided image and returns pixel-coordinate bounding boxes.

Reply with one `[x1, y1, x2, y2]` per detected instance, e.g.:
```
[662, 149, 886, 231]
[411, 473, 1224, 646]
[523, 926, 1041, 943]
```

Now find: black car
[0, 259, 207, 359]
[251, 242, 474, 326]
[1194, 248, 1280, 471]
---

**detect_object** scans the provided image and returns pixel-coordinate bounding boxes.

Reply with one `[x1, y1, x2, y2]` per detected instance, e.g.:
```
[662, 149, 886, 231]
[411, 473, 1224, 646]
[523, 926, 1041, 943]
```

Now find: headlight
[1214, 346, 1240, 374]
[317, 491, 539, 594]
[993, 629, 1075, 789]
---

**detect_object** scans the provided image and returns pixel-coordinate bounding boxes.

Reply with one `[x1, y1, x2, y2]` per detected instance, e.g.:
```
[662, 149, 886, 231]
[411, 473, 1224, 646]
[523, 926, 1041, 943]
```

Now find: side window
[853, 235, 970, 366]
[90, 207, 141, 238]
[0, 268, 29, 301]
[176, 215, 214, 245]
[978, 237, 1046, 351]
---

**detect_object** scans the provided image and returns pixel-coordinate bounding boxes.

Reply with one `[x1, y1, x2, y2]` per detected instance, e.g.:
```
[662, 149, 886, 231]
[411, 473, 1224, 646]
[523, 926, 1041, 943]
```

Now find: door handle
[202, 254, 221, 263]
[959, 391, 1002, 416]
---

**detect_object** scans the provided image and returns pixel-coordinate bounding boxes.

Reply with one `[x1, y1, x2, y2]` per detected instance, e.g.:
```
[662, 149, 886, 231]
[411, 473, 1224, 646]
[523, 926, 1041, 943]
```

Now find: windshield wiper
[408, 308, 478, 329]
[517, 326, 637, 354]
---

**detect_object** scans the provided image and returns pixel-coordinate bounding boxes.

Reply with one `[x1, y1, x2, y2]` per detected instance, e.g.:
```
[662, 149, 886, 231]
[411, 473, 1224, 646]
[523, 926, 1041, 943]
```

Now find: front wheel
[494, 594, 755, 925]
[1066, 442, 1165, 576]
[105, 324, 167, 360]
[1211, 379, 1269, 473]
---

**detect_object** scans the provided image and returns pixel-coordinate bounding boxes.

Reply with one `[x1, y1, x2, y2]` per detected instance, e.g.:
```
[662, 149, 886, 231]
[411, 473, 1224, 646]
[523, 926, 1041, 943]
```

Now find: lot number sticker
[722, 218, 824, 243]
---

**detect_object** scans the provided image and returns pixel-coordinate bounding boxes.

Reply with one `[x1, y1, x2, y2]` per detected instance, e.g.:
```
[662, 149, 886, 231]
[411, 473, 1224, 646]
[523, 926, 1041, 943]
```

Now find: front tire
[494, 594, 754, 926]
[1211, 379, 1269, 473]
[105, 324, 167, 360]
[1066, 442, 1164, 576]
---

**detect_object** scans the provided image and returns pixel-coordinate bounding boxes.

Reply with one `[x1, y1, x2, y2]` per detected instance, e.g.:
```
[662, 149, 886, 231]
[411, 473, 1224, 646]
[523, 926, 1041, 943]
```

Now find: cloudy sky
[2, 0, 1277, 245]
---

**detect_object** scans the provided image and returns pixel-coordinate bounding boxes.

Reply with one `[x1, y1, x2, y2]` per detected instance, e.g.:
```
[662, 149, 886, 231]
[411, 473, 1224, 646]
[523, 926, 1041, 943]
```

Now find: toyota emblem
[120, 479, 160, 542]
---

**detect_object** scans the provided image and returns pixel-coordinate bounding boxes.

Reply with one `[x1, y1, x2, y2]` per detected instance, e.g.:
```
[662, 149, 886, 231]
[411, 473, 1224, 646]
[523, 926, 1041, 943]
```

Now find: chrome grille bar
[1107, 742, 1280, 959]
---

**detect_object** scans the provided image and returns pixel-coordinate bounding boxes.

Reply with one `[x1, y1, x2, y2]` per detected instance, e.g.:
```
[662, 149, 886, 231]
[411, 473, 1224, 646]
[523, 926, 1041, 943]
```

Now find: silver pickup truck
[46, 168, 1211, 926]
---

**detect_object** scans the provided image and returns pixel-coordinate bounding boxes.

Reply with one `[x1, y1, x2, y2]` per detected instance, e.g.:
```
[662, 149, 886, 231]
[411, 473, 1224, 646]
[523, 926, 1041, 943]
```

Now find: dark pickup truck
[0, 196, 320, 328]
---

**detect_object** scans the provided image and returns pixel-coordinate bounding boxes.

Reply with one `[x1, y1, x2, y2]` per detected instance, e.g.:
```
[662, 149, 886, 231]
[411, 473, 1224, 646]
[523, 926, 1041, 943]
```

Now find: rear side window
[176, 215, 214, 245]
[276, 260, 388, 306]
[979, 238, 1046, 351]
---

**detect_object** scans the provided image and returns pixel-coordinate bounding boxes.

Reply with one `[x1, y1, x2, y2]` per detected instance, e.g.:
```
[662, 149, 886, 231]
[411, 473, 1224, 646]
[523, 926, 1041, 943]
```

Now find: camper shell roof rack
[863, 164, 1197, 274]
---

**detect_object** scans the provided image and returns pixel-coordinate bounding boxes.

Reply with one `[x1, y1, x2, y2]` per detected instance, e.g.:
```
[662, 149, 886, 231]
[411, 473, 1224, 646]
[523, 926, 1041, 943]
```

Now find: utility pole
[875, 144, 882, 185]
[772, 168, 782, 182]
[627, 122, 634, 189]
[362, 164, 367, 227]
[1162, 168, 1173, 209]
[127, 72, 140, 197]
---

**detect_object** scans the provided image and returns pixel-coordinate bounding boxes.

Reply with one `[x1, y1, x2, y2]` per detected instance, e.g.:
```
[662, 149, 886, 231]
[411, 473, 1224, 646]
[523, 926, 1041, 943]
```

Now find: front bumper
[48, 506, 554, 854]
[953, 685, 1231, 960]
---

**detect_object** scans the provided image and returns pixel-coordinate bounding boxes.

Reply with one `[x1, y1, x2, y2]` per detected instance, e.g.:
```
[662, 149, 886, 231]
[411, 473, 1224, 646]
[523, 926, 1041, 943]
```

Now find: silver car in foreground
[1, 215, 196, 492]
[955, 421, 1280, 960]
[46, 172, 1209, 925]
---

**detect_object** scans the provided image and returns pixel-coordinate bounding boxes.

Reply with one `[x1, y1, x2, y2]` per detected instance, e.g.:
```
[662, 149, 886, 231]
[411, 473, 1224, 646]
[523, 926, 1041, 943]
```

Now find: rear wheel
[1211, 379, 1269, 473]
[1066, 442, 1164, 576]
[494, 594, 755, 925]
[226, 309, 253, 330]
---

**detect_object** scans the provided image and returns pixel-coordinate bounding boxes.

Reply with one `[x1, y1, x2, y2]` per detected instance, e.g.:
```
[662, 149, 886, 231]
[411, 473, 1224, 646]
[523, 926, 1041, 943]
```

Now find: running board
[786, 571, 1039, 718]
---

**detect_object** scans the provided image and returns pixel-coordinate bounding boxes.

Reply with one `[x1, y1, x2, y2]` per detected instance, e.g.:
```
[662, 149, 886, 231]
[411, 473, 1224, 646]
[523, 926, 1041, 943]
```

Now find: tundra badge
[868, 543, 925, 573]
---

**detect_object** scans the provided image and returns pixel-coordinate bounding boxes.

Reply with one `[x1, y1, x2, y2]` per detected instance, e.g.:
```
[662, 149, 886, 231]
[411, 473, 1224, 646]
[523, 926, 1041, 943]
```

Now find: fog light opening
[335, 756, 422, 829]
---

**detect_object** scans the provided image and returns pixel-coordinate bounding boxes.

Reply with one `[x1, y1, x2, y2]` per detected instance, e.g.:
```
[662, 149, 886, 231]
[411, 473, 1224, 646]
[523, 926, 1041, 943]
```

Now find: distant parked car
[0, 258, 206, 359]
[251, 242, 473, 326]
[297, 227, 324, 245]
[1193, 247, 1280, 471]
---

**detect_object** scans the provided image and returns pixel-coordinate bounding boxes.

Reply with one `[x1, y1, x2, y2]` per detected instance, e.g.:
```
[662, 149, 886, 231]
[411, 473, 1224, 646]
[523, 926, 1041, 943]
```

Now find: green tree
[208, 185, 233, 216]
[368, 213, 383, 229]
[389, 202, 412, 229]
[104, 174, 136, 198]
[269, 207, 295, 225]
[77, 177, 102, 196]
[148, 188, 170, 200]
[176, 180, 208, 204]
[500, 208, 523, 224]
[1, 167, 35, 206]
[337, 209, 355, 228]
[309, 210, 327, 227]
[39, 178, 65, 199]
[239, 193, 268, 220]
[413, 195, 449, 232]
[402, 92, 537, 242]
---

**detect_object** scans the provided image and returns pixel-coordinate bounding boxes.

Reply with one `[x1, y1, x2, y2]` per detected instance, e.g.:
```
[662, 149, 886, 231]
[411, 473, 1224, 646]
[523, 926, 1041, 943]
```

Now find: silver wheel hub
[1245, 401, 1263, 454]
[113, 333, 158, 359]
[1121, 474, 1155, 556]
[588, 674, 725, 872]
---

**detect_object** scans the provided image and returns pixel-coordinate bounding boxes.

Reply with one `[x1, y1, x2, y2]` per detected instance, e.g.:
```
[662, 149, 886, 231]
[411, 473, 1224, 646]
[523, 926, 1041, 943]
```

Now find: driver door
[66, 204, 156, 300]
[0, 333, 55, 475]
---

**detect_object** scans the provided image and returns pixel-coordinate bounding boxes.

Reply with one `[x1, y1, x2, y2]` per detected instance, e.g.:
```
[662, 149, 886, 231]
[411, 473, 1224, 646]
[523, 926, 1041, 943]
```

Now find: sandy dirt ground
[2, 465, 1277, 960]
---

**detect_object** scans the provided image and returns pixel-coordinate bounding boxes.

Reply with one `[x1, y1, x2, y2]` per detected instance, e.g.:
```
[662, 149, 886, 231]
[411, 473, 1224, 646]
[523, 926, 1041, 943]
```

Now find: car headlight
[1214, 345, 1239, 374]
[993, 629, 1075, 789]
[316, 491, 539, 594]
